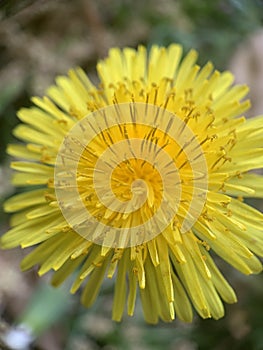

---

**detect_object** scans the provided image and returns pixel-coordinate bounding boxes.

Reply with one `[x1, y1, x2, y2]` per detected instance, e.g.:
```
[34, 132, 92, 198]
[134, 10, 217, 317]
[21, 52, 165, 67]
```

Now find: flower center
[54, 102, 208, 247]
[111, 159, 162, 207]
[78, 156, 164, 228]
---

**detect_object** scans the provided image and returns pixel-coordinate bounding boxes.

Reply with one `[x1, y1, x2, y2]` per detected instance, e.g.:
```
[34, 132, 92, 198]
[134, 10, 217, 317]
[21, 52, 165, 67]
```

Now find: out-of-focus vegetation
[0, 1, 263, 349]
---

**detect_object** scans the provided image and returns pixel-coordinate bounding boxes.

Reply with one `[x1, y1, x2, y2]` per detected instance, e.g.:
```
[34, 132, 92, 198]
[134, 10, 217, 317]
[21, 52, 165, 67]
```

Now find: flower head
[1, 44, 263, 323]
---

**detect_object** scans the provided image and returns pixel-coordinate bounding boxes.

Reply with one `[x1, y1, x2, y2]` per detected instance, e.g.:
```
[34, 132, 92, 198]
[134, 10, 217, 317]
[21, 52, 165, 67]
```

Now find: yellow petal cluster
[1, 44, 263, 323]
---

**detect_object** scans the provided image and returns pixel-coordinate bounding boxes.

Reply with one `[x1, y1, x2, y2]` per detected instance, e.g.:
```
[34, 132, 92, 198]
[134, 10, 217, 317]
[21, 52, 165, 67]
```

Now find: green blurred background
[0, 1, 262, 349]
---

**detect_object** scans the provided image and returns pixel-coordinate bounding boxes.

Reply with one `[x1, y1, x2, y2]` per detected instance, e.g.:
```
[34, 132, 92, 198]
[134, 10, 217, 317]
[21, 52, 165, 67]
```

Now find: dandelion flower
[1, 44, 263, 323]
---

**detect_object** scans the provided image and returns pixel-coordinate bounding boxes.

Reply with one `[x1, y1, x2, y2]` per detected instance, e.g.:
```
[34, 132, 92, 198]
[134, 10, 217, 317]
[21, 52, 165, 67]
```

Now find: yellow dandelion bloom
[1, 44, 263, 324]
